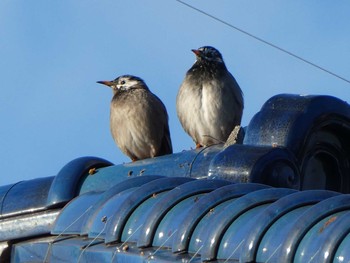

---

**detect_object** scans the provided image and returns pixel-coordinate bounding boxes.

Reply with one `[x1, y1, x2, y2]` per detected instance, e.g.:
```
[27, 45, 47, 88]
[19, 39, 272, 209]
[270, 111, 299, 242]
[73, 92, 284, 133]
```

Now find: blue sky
[1, 1, 349, 186]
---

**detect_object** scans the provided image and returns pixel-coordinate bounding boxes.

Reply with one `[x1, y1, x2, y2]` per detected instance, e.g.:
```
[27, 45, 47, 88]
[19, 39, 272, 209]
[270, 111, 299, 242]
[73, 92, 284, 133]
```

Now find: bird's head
[192, 46, 224, 64]
[97, 75, 148, 94]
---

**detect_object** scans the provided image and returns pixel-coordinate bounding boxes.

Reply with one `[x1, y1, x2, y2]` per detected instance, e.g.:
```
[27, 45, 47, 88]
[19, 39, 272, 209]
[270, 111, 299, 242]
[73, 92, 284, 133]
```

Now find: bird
[97, 75, 172, 161]
[176, 46, 244, 148]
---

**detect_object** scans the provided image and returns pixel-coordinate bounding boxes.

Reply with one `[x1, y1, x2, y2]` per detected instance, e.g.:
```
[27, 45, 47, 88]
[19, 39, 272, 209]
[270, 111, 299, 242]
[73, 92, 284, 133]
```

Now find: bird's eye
[120, 80, 126, 85]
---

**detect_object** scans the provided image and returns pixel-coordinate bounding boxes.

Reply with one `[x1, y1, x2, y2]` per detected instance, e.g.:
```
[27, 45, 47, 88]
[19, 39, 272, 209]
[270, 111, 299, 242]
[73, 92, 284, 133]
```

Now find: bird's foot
[196, 143, 203, 149]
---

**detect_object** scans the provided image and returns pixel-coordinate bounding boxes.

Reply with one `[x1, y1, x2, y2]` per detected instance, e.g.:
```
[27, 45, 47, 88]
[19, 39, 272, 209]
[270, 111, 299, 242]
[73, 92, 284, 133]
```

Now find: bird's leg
[196, 143, 203, 149]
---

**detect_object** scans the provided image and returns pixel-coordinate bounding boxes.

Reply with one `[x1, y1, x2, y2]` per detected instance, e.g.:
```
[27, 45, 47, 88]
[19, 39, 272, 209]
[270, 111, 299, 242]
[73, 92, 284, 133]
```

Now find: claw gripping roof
[1, 94, 350, 263]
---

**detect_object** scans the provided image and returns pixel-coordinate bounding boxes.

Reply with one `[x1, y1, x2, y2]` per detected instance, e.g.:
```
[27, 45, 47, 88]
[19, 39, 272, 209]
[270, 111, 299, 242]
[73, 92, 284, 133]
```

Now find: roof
[1, 93, 350, 262]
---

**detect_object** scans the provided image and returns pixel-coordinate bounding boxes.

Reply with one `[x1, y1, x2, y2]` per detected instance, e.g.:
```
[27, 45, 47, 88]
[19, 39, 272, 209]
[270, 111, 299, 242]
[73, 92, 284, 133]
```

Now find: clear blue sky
[1, 1, 349, 186]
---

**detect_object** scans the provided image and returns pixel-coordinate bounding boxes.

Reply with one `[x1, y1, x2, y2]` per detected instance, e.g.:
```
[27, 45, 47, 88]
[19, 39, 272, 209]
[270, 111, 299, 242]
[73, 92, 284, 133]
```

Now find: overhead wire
[176, 0, 350, 85]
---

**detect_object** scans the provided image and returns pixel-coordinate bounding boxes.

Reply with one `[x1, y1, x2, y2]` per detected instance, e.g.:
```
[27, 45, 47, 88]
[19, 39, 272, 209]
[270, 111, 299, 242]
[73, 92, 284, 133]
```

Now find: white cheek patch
[118, 79, 138, 90]
[118, 84, 130, 91]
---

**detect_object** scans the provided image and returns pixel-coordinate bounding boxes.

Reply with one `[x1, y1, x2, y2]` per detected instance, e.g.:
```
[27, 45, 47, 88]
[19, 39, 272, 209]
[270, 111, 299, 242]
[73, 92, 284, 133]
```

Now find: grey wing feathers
[226, 72, 244, 124]
[159, 121, 173, 155]
[228, 72, 244, 108]
[152, 94, 173, 155]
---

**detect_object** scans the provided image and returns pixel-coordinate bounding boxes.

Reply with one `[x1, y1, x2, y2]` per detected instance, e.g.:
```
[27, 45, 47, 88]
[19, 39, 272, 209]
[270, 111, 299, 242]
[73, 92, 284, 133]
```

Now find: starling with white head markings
[97, 75, 172, 161]
[176, 46, 244, 148]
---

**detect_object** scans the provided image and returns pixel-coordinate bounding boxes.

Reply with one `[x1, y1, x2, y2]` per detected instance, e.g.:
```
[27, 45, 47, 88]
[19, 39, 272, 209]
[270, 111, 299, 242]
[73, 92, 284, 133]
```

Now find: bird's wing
[151, 94, 173, 155]
[220, 72, 244, 126]
[226, 71, 244, 110]
[159, 119, 173, 155]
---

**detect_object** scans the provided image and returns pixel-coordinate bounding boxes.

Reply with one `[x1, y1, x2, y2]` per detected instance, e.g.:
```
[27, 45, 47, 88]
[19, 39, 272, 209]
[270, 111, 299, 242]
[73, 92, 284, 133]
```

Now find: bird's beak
[97, 80, 114, 87]
[191, 49, 202, 57]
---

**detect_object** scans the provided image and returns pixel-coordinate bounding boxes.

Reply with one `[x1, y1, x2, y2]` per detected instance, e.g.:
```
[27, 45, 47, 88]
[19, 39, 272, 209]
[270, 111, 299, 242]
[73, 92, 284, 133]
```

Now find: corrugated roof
[1, 93, 350, 262]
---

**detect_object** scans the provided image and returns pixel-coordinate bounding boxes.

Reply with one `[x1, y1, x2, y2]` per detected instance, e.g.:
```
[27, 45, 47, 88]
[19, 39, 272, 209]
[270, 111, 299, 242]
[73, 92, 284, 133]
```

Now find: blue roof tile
[2, 93, 350, 262]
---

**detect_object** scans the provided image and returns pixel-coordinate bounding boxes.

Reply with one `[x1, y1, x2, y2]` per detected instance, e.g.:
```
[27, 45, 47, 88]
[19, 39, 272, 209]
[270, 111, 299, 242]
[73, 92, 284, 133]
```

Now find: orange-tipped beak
[191, 49, 201, 56]
[97, 80, 114, 87]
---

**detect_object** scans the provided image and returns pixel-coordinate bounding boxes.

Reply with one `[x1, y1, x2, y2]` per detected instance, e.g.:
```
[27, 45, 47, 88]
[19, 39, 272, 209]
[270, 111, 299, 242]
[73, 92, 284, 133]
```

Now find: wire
[176, 0, 350, 85]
